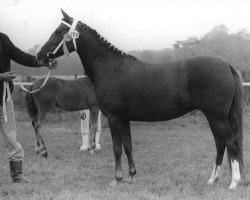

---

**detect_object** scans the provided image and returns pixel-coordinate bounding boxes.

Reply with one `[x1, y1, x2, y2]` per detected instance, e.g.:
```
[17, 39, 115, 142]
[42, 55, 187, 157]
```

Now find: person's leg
[0, 100, 30, 183]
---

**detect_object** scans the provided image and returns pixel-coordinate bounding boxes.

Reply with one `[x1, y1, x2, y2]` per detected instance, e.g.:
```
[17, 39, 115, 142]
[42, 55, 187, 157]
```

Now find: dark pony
[37, 10, 245, 189]
[25, 76, 100, 157]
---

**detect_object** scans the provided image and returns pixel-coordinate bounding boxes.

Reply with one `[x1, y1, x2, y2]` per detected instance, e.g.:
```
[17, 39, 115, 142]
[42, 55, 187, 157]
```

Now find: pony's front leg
[95, 110, 102, 150]
[122, 120, 136, 183]
[108, 117, 123, 187]
[80, 110, 90, 151]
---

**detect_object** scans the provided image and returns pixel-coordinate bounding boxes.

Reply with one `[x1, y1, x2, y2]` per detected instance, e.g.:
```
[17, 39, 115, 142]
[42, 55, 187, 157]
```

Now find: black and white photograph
[0, 0, 250, 199]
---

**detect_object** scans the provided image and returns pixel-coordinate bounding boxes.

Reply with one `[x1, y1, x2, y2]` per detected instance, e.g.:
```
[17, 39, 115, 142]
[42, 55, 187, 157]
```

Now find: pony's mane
[79, 21, 137, 60]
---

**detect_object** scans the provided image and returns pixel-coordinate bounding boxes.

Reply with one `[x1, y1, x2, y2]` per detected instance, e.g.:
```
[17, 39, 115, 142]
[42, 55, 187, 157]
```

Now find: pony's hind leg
[228, 105, 245, 189]
[32, 116, 48, 158]
[207, 117, 242, 189]
[207, 119, 226, 185]
[80, 110, 90, 151]
[88, 107, 99, 153]
[33, 119, 41, 154]
[227, 133, 243, 189]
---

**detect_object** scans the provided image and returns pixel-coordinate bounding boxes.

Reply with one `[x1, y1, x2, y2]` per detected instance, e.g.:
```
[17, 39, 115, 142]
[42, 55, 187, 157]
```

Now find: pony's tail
[25, 85, 38, 120]
[228, 65, 245, 180]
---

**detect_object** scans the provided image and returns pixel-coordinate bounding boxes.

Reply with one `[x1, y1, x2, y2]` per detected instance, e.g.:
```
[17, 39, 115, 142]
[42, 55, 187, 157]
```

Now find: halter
[19, 18, 80, 95]
[47, 18, 79, 59]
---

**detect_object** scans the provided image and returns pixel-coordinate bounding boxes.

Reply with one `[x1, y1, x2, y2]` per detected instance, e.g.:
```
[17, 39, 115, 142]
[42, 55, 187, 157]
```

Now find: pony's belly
[127, 111, 191, 122]
[125, 104, 195, 122]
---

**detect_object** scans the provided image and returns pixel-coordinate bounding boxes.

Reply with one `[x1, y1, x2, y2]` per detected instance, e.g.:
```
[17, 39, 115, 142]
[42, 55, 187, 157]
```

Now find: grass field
[0, 110, 250, 200]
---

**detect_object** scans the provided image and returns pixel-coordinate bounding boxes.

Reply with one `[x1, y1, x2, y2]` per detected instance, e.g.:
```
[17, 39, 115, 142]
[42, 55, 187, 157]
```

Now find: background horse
[37, 10, 245, 189]
[25, 76, 101, 157]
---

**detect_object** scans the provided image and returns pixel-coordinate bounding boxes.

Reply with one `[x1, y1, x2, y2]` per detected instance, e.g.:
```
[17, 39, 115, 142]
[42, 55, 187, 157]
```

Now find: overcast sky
[0, 0, 250, 52]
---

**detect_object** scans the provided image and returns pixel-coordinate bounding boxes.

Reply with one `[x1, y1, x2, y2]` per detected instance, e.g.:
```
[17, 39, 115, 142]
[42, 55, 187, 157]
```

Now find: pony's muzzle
[47, 52, 55, 60]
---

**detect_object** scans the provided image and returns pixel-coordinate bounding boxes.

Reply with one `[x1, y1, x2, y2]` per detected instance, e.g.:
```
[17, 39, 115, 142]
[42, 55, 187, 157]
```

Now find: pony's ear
[61, 9, 71, 22]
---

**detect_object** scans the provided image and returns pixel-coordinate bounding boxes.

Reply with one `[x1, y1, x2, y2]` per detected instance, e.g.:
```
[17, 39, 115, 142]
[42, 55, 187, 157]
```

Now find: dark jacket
[0, 32, 40, 104]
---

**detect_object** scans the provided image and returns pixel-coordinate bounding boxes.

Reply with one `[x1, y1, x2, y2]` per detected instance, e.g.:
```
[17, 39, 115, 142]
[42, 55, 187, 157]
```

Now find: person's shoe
[9, 160, 31, 183]
[80, 144, 89, 151]
[12, 174, 31, 183]
[95, 144, 101, 150]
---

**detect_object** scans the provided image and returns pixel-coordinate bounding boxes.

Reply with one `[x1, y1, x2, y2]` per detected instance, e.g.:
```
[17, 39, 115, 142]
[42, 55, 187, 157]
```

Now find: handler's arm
[3, 34, 42, 67]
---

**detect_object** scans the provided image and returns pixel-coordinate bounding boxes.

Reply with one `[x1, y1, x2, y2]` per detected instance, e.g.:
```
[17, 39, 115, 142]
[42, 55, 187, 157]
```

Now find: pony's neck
[76, 23, 135, 85]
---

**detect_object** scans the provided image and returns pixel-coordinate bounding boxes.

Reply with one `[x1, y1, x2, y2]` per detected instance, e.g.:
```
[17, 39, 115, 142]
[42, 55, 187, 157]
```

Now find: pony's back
[31, 77, 96, 111]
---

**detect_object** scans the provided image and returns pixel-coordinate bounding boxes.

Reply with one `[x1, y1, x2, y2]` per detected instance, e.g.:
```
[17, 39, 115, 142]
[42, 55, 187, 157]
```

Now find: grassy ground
[0, 110, 250, 200]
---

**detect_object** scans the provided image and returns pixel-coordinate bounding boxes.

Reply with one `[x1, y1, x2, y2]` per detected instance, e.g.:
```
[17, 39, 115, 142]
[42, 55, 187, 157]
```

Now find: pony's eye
[55, 28, 68, 35]
[55, 30, 61, 35]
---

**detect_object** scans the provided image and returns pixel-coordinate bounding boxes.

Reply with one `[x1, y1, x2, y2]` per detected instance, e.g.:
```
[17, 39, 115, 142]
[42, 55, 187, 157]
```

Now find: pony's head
[37, 9, 79, 64]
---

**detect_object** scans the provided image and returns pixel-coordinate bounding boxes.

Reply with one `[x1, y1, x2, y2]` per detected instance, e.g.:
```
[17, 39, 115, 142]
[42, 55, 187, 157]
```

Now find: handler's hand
[48, 59, 57, 70]
[0, 72, 17, 82]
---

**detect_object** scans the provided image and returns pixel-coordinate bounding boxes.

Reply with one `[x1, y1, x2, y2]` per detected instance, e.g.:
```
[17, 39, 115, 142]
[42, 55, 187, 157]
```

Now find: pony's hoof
[36, 148, 48, 158]
[242, 180, 250, 186]
[229, 183, 237, 190]
[35, 149, 41, 155]
[42, 152, 48, 158]
[80, 145, 88, 151]
[110, 179, 123, 187]
[89, 149, 95, 154]
[229, 179, 240, 190]
[238, 178, 250, 186]
[125, 176, 134, 184]
[95, 144, 101, 151]
[207, 177, 219, 185]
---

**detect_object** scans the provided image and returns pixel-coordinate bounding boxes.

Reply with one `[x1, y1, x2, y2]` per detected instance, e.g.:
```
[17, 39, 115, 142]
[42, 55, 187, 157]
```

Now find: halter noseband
[47, 18, 79, 60]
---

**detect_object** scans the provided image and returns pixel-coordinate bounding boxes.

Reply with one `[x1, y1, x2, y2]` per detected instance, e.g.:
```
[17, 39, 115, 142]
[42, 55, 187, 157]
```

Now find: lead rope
[7, 70, 51, 122]
[19, 70, 51, 93]
[51, 19, 79, 58]
[3, 82, 11, 122]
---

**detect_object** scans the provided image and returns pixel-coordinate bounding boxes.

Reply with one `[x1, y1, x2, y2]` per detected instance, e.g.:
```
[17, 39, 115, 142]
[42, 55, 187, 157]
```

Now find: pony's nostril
[47, 52, 55, 60]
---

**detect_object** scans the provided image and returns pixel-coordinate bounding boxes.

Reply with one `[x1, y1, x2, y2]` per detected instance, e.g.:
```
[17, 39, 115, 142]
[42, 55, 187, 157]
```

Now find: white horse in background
[80, 109, 101, 153]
